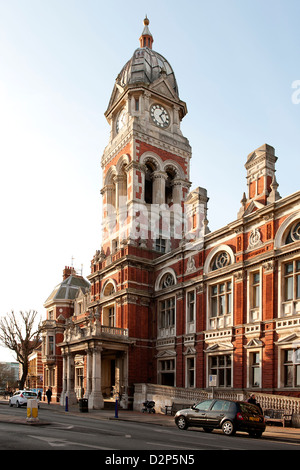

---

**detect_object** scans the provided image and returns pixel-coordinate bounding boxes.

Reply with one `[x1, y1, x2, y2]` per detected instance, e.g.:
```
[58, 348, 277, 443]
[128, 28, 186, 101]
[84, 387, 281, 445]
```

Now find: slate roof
[44, 274, 90, 305]
[117, 47, 179, 97]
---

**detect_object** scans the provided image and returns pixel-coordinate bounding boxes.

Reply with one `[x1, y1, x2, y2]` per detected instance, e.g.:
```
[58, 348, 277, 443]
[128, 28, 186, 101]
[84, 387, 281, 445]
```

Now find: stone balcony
[63, 319, 129, 344]
[41, 354, 56, 365]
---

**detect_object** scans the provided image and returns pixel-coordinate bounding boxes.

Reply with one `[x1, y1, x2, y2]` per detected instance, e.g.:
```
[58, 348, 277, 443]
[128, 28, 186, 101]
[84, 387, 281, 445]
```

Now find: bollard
[26, 399, 39, 423]
[65, 395, 68, 412]
[115, 398, 118, 418]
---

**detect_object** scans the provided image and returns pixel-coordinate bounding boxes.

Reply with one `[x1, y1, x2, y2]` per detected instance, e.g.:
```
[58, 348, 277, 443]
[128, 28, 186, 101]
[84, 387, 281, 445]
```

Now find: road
[0, 405, 299, 455]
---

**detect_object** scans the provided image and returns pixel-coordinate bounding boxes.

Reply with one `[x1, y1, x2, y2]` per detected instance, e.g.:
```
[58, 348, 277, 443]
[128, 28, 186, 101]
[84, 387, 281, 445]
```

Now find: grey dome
[45, 274, 90, 304]
[117, 47, 179, 96]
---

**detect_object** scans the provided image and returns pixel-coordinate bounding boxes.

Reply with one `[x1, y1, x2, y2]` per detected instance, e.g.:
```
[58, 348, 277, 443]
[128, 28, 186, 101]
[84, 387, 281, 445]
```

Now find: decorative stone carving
[234, 270, 245, 282]
[263, 260, 275, 272]
[186, 256, 196, 273]
[248, 228, 262, 249]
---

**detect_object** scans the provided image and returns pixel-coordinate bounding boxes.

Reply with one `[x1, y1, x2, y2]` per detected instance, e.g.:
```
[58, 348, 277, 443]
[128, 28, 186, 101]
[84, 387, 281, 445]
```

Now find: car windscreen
[195, 400, 213, 411]
[23, 392, 37, 397]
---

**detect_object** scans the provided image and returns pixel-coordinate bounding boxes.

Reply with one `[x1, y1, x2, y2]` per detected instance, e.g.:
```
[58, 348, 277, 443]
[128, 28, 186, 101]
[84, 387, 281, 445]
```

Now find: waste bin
[79, 398, 88, 412]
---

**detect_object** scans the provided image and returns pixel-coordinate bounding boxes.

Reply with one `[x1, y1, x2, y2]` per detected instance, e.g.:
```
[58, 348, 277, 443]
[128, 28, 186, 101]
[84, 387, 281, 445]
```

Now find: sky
[0, 0, 300, 361]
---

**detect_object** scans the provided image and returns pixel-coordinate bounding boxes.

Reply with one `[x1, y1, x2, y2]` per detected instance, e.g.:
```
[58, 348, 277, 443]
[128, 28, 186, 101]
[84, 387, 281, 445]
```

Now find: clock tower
[100, 17, 194, 256]
[88, 18, 207, 402]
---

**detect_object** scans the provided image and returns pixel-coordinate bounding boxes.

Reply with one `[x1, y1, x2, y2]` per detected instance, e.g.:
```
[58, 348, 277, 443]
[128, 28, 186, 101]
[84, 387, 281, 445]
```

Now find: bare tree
[0, 311, 43, 390]
[0, 363, 17, 391]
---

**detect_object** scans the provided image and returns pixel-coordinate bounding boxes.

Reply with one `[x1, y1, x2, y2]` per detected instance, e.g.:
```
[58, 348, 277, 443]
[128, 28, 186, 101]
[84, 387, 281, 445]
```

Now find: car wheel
[176, 416, 188, 430]
[16, 400, 21, 408]
[222, 420, 236, 436]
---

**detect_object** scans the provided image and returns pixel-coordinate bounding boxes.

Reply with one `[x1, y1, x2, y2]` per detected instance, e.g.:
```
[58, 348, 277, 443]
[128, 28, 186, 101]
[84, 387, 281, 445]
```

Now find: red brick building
[26, 343, 43, 393]
[42, 18, 300, 408]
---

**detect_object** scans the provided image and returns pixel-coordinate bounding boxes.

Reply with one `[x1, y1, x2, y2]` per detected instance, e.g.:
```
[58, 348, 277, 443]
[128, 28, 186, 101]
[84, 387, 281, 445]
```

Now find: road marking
[146, 441, 194, 450]
[28, 435, 115, 450]
[50, 422, 74, 430]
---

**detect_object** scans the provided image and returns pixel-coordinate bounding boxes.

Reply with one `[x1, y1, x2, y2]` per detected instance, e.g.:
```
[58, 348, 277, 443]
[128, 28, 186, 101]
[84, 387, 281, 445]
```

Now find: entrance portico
[59, 329, 130, 410]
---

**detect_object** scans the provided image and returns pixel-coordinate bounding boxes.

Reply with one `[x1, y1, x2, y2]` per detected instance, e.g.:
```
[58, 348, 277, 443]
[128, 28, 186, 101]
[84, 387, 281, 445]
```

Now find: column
[88, 346, 104, 409]
[84, 349, 92, 399]
[172, 178, 185, 204]
[114, 174, 127, 211]
[152, 171, 167, 205]
[66, 353, 77, 405]
[59, 353, 67, 406]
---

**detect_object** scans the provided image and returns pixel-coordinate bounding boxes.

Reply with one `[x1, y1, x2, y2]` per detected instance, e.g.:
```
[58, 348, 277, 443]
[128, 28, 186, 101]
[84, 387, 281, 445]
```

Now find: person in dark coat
[46, 387, 52, 404]
[247, 393, 262, 412]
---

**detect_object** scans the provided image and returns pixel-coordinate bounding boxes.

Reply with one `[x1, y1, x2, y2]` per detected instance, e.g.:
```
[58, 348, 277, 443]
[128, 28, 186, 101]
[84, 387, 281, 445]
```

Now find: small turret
[139, 16, 154, 49]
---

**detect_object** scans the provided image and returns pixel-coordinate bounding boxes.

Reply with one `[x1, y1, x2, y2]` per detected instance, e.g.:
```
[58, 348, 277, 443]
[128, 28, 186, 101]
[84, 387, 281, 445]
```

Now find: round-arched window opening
[160, 273, 175, 289]
[286, 221, 300, 245]
[145, 162, 155, 204]
[103, 282, 116, 297]
[212, 251, 231, 270]
[165, 169, 176, 204]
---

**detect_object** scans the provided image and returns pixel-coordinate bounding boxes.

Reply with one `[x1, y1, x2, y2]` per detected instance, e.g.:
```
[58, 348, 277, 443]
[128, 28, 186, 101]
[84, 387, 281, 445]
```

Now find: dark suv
[175, 399, 265, 437]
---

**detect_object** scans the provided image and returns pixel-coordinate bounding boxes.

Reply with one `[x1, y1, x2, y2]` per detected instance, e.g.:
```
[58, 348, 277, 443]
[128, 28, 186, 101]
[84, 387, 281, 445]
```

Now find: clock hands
[150, 104, 170, 128]
[159, 109, 167, 123]
[154, 108, 167, 124]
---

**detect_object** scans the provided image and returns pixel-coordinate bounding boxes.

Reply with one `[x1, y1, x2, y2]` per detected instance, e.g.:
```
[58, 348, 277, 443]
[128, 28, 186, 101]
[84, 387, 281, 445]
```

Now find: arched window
[165, 169, 176, 204]
[203, 245, 234, 275]
[160, 273, 175, 289]
[286, 221, 300, 245]
[144, 163, 155, 204]
[102, 280, 116, 328]
[118, 163, 128, 207]
[104, 168, 117, 211]
[212, 251, 231, 270]
[103, 281, 116, 297]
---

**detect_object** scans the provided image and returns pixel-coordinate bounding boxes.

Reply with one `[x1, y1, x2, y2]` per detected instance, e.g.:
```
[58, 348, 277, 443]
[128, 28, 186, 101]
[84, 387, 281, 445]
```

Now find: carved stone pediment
[277, 333, 300, 346]
[156, 349, 177, 358]
[244, 338, 264, 348]
[205, 341, 234, 353]
[183, 346, 196, 356]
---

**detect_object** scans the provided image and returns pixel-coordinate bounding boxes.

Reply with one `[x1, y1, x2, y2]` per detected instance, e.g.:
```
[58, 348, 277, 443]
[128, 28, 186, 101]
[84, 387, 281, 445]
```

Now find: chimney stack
[63, 266, 76, 280]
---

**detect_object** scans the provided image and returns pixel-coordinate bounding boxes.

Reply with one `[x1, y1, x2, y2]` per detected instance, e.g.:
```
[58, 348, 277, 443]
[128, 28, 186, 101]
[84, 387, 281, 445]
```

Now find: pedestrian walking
[46, 387, 52, 404]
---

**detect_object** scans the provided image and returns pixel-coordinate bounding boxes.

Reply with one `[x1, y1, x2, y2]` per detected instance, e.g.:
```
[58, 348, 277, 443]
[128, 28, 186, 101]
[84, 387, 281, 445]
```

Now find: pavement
[1, 399, 300, 445]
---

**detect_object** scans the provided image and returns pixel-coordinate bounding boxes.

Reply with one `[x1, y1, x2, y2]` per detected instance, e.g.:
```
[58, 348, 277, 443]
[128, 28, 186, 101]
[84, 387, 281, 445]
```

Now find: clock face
[150, 104, 170, 128]
[116, 109, 126, 133]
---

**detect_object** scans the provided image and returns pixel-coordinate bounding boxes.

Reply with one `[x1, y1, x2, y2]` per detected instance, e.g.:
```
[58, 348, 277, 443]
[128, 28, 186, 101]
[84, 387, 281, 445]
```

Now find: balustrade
[134, 383, 300, 416]
[63, 322, 128, 343]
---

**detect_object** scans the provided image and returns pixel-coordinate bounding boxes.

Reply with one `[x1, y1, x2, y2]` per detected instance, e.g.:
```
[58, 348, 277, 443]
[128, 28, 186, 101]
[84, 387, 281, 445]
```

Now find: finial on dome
[139, 16, 153, 49]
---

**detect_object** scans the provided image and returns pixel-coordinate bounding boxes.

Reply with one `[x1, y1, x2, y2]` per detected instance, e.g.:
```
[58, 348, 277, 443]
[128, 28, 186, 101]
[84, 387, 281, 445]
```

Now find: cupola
[139, 16, 154, 49]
